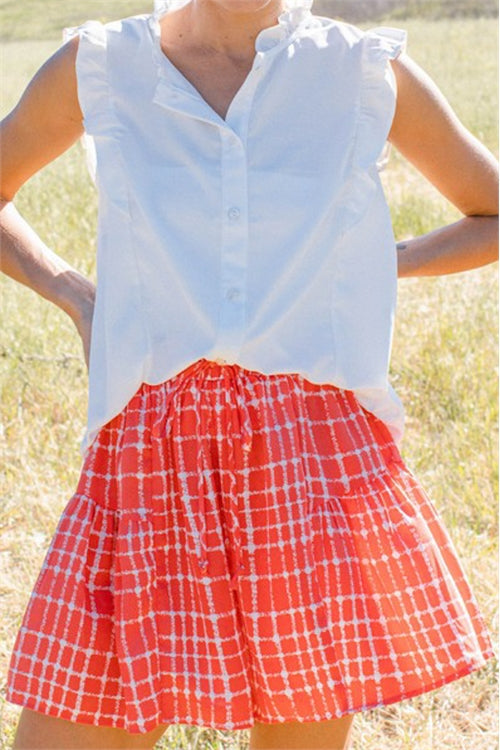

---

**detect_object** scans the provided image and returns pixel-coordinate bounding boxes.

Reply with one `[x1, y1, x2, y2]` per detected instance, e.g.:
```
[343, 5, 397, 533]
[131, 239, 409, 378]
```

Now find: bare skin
[1, 0, 498, 747]
[12, 709, 169, 750]
[249, 715, 355, 749]
[12, 708, 354, 750]
[158, 0, 280, 118]
[388, 54, 498, 275]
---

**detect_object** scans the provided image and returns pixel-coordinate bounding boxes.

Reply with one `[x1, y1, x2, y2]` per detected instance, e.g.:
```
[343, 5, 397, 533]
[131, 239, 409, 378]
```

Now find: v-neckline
[147, 9, 312, 126]
[154, 43, 262, 124]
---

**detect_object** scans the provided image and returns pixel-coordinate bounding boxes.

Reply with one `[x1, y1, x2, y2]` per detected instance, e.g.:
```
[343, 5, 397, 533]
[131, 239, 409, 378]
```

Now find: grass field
[0, 0, 497, 39]
[0, 8, 498, 750]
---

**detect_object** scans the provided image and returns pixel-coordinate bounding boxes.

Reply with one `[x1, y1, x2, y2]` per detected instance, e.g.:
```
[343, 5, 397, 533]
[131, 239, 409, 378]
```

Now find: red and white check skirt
[6, 358, 493, 733]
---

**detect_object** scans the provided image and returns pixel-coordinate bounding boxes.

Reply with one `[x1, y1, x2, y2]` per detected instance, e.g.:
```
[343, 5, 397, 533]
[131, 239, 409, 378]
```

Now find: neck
[176, 0, 286, 59]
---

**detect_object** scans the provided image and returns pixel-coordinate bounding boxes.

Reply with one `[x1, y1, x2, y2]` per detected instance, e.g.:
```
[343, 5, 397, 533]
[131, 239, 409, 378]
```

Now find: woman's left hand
[70, 280, 96, 373]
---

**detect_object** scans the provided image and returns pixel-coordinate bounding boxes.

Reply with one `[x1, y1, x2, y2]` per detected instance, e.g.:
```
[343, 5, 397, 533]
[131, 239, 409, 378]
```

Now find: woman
[1, 0, 497, 748]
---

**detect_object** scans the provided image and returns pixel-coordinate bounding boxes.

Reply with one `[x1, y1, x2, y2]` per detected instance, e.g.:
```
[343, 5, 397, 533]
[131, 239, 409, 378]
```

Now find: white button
[226, 287, 240, 301]
[227, 207, 240, 220]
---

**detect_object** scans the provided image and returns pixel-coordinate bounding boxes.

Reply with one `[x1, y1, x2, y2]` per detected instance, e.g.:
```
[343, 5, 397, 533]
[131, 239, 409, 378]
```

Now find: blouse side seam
[103, 29, 154, 381]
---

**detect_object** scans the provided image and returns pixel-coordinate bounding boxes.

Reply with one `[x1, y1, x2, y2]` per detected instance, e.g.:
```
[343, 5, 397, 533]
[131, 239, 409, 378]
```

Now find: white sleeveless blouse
[65, 7, 407, 455]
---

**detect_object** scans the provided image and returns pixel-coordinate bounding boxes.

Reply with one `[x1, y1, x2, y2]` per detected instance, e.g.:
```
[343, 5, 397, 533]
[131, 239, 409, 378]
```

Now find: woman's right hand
[71, 283, 96, 373]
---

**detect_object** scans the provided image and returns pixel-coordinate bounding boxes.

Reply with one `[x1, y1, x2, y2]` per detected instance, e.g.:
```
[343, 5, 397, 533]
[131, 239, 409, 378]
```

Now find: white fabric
[64, 7, 407, 456]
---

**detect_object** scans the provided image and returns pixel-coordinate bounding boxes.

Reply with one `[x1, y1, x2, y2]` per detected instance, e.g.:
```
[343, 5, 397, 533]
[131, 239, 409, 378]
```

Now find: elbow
[489, 214, 499, 263]
[471, 213, 499, 265]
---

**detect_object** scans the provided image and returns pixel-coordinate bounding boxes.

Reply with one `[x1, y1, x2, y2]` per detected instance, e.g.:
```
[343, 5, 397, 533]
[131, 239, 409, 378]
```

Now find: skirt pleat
[6, 358, 494, 733]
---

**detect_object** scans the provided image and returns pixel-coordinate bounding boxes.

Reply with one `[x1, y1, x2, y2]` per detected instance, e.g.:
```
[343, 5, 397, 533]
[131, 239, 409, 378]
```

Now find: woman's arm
[0, 37, 95, 368]
[388, 53, 498, 277]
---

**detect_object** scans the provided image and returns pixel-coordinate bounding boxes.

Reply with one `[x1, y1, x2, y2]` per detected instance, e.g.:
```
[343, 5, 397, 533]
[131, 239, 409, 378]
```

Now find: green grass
[0, 11, 498, 750]
[0, 0, 497, 40]
[0, 0, 148, 41]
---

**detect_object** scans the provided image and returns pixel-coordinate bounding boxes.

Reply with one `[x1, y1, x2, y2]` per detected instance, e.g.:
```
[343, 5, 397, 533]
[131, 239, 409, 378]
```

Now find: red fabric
[6, 358, 493, 733]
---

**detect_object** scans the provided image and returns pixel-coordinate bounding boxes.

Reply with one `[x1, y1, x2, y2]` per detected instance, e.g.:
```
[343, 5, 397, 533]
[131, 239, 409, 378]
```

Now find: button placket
[226, 287, 240, 301]
[211, 126, 249, 360]
[210, 61, 263, 363]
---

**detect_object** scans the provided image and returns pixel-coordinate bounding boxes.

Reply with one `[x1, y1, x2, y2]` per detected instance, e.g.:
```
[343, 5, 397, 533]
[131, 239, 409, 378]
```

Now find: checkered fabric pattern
[6, 358, 493, 734]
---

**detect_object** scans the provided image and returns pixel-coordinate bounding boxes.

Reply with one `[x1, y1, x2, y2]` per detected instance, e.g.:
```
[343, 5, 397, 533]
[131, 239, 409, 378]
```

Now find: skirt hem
[5, 652, 494, 734]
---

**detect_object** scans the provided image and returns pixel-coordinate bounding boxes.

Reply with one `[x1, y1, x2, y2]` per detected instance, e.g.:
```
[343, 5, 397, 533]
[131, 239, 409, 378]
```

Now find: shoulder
[300, 15, 364, 51]
[62, 13, 154, 99]
[306, 15, 405, 53]
[298, 15, 406, 78]
[63, 13, 152, 51]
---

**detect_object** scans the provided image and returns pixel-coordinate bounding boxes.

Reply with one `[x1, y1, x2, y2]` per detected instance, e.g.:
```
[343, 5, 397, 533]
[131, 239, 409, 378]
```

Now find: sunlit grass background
[0, 2, 498, 748]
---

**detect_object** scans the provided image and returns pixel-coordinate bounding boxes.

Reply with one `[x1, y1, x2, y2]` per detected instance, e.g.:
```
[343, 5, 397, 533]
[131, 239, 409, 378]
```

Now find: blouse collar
[148, 0, 317, 128]
[152, 0, 315, 48]
[149, 0, 317, 67]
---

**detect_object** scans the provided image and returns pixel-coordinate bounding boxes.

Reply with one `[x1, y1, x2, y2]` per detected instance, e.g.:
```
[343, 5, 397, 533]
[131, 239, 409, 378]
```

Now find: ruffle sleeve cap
[339, 24, 407, 234]
[63, 21, 109, 131]
[360, 26, 408, 171]
[63, 20, 110, 181]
